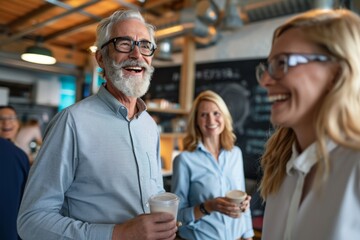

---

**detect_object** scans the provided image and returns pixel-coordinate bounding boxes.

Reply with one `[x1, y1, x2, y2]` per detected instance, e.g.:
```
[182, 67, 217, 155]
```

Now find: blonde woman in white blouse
[256, 9, 360, 240]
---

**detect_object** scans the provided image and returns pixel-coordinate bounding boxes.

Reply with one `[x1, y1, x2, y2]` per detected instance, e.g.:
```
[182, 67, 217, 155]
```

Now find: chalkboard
[148, 58, 273, 180]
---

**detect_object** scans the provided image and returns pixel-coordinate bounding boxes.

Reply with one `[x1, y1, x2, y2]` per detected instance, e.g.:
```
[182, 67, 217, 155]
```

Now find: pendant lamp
[155, 39, 173, 61]
[21, 45, 57, 65]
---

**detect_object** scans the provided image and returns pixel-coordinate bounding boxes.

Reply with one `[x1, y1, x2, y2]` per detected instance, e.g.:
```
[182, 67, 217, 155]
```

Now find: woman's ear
[328, 65, 341, 91]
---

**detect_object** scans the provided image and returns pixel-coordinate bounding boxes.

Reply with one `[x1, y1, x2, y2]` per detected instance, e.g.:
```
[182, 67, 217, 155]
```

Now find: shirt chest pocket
[146, 152, 159, 180]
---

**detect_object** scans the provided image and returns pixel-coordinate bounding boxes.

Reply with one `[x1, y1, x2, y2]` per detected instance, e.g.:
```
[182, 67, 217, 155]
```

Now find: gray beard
[104, 58, 154, 98]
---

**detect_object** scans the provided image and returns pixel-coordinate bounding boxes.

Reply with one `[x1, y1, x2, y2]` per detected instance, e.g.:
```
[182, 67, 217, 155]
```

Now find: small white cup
[149, 192, 179, 219]
[226, 190, 247, 205]
[226, 190, 247, 215]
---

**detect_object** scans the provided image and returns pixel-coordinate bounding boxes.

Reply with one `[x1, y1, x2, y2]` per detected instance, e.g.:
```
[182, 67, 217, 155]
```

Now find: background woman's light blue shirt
[171, 143, 254, 240]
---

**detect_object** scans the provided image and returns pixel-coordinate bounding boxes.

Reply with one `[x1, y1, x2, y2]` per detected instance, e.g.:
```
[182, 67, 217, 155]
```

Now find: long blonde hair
[260, 9, 360, 198]
[183, 90, 236, 151]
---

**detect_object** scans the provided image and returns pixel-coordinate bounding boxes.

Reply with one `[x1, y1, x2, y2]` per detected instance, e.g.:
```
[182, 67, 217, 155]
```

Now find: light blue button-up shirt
[171, 143, 254, 240]
[17, 85, 164, 240]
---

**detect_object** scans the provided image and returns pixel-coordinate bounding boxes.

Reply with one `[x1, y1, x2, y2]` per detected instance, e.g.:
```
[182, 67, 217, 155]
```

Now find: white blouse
[262, 140, 360, 240]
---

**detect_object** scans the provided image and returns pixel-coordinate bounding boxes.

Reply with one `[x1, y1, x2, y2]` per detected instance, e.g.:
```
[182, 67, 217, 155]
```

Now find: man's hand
[112, 212, 177, 240]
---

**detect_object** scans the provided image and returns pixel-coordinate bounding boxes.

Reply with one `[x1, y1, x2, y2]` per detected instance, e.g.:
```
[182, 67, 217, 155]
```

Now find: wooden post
[179, 0, 196, 112]
[179, 35, 195, 112]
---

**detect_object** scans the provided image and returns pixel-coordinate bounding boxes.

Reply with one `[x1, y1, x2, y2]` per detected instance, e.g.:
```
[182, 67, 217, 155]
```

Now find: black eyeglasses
[256, 53, 334, 84]
[100, 37, 156, 56]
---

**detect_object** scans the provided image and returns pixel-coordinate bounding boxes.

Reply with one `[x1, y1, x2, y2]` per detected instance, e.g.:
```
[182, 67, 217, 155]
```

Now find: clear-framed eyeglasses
[0, 115, 18, 122]
[100, 36, 157, 56]
[255, 53, 335, 84]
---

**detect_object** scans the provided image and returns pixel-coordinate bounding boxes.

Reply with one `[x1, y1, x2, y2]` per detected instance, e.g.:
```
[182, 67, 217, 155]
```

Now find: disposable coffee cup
[226, 190, 247, 204]
[226, 190, 247, 215]
[149, 192, 179, 219]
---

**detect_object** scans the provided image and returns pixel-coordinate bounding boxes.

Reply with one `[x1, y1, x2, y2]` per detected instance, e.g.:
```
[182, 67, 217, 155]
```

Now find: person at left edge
[0, 105, 20, 143]
[17, 10, 177, 240]
[0, 137, 30, 240]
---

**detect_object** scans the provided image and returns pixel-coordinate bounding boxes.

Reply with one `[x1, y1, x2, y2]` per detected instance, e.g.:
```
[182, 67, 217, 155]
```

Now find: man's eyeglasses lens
[101, 37, 156, 56]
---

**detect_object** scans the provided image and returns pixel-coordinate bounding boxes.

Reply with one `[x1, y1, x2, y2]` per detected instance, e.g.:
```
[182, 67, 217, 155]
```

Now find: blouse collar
[286, 139, 337, 175]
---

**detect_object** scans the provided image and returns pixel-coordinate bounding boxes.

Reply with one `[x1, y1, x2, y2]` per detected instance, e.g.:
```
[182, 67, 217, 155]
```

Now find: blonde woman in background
[256, 9, 360, 239]
[171, 90, 254, 240]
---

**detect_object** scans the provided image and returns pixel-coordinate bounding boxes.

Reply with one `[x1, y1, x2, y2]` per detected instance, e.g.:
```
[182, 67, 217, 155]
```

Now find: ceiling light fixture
[21, 45, 57, 65]
[221, 0, 243, 30]
[196, 0, 219, 25]
[155, 39, 173, 61]
[89, 45, 98, 53]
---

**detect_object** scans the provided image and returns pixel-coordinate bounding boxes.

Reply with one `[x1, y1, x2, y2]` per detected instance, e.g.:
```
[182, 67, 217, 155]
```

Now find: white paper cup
[149, 192, 179, 219]
[226, 190, 247, 215]
[226, 190, 247, 204]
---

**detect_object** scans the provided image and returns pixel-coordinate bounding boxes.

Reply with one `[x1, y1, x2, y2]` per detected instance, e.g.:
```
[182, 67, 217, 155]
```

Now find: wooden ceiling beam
[0, 0, 100, 46]
[44, 19, 98, 41]
[45, 0, 102, 21]
[8, 4, 55, 29]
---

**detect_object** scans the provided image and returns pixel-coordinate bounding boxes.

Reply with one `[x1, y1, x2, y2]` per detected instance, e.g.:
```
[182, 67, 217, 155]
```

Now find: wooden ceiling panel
[43, 14, 90, 33]
[50, 27, 97, 50]
[0, 0, 46, 24]
[82, 1, 125, 14]
[9, 8, 67, 33]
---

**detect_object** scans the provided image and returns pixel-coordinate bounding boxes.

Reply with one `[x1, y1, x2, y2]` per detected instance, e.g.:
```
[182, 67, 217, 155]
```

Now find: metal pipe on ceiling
[314, 0, 335, 9]
[155, 3, 219, 42]
[45, 0, 102, 21]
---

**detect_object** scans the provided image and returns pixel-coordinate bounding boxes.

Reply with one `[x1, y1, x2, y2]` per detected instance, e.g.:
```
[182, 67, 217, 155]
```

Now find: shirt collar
[286, 139, 338, 175]
[196, 141, 224, 154]
[136, 98, 147, 116]
[197, 142, 206, 151]
[97, 84, 147, 119]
